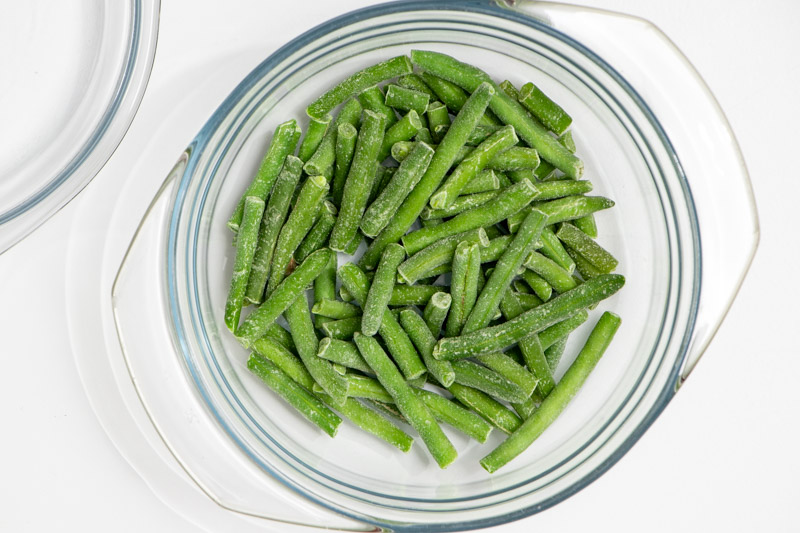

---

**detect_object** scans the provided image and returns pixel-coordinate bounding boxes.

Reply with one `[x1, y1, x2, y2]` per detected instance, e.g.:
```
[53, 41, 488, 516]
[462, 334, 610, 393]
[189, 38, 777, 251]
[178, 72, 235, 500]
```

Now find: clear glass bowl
[0, 0, 159, 254]
[112, 1, 758, 530]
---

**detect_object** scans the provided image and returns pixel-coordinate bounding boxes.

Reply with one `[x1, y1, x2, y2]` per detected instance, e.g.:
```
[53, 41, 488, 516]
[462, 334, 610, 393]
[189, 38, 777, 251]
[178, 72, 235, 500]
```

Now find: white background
[1, 0, 797, 531]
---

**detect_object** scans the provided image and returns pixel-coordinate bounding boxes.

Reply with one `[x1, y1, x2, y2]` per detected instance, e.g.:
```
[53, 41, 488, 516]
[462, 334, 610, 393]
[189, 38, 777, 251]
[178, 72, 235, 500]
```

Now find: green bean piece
[317, 337, 372, 374]
[329, 110, 385, 251]
[311, 299, 361, 320]
[414, 127, 434, 144]
[426, 101, 451, 143]
[568, 245, 603, 280]
[362, 244, 406, 336]
[559, 130, 577, 153]
[524, 251, 579, 294]
[402, 178, 539, 255]
[294, 201, 336, 263]
[520, 268, 553, 301]
[297, 114, 332, 162]
[516, 291, 544, 310]
[518, 81, 573, 136]
[417, 232, 507, 279]
[462, 209, 546, 334]
[313, 252, 337, 328]
[498, 79, 521, 100]
[359, 82, 495, 270]
[434, 274, 625, 359]
[539, 309, 589, 351]
[477, 351, 539, 398]
[384, 84, 430, 116]
[513, 279, 531, 294]
[447, 383, 522, 435]
[451, 359, 528, 403]
[506, 168, 536, 184]
[445, 241, 481, 338]
[423, 292, 452, 336]
[263, 322, 297, 354]
[237, 248, 333, 347]
[556, 223, 618, 273]
[353, 333, 457, 468]
[410, 50, 583, 179]
[465, 124, 502, 146]
[247, 355, 341, 437]
[512, 397, 538, 421]
[252, 338, 313, 390]
[573, 213, 599, 239]
[486, 147, 540, 172]
[367, 164, 387, 206]
[306, 97, 363, 178]
[460, 169, 500, 195]
[506, 208, 527, 234]
[421, 217, 441, 227]
[481, 311, 621, 473]
[431, 125, 517, 209]
[284, 294, 350, 405]
[544, 336, 569, 372]
[321, 316, 361, 340]
[534, 195, 614, 226]
[228, 119, 301, 232]
[413, 388, 492, 443]
[317, 393, 414, 452]
[421, 190, 500, 220]
[397, 73, 438, 99]
[387, 285, 444, 307]
[420, 71, 501, 128]
[361, 142, 435, 238]
[264, 174, 329, 295]
[397, 228, 487, 285]
[224, 196, 265, 331]
[338, 264, 427, 380]
[538, 225, 576, 274]
[307, 55, 412, 119]
[368, 400, 407, 423]
[357, 85, 398, 130]
[399, 309, 455, 388]
[333, 123, 358, 206]
[376, 110, 423, 162]
[535, 180, 594, 201]
[343, 374, 395, 403]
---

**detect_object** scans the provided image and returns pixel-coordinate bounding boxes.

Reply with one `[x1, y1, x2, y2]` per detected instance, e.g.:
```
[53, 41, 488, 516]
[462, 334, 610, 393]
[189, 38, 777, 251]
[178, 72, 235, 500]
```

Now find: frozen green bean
[387, 284, 444, 306]
[385, 84, 430, 115]
[451, 359, 528, 403]
[344, 374, 395, 403]
[573, 213, 599, 239]
[311, 299, 361, 320]
[298, 114, 332, 162]
[397, 228, 487, 285]
[534, 195, 614, 225]
[362, 244, 406, 336]
[263, 322, 297, 354]
[544, 335, 568, 372]
[252, 338, 313, 390]
[329, 110, 385, 251]
[397, 73, 437, 100]
[266, 174, 329, 294]
[481, 312, 621, 473]
[318, 393, 414, 452]
[333, 123, 358, 206]
[361, 142, 434, 238]
[321, 316, 361, 340]
[434, 274, 625, 359]
[307, 55, 412, 118]
[228, 119, 301, 232]
[445, 241, 481, 337]
[518, 81, 573, 135]
[535, 180, 593, 201]
[476, 351, 539, 399]
[524, 251, 579, 294]
[421, 190, 500, 220]
[447, 383, 521, 435]
[423, 292, 452, 336]
[539, 225, 576, 274]
[413, 388, 492, 443]
[399, 309, 455, 388]
[237, 248, 333, 347]
[520, 268, 553, 302]
[224, 196, 265, 331]
[426, 101, 451, 143]
[377, 110, 423, 162]
[460, 169, 500, 195]
[294, 201, 336, 263]
[317, 337, 372, 374]
[357, 85, 398, 130]
[556, 223, 618, 273]
[354, 333, 457, 468]
[539, 309, 589, 350]
[569, 245, 603, 280]
[420, 72, 501, 128]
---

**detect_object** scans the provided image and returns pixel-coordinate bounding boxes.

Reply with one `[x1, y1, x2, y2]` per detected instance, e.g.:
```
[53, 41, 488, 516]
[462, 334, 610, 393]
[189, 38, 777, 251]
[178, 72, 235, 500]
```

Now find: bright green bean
[313, 252, 337, 328]
[556, 223, 618, 273]
[228, 119, 301, 232]
[451, 359, 528, 403]
[426, 101, 451, 143]
[399, 309, 455, 388]
[544, 335, 568, 372]
[306, 97, 363, 179]
[420, 72, 501, 128]
[361, 142, 435, 238]
[397, 227, 487, 285]
[252, 337, 313, 389]
[362, 244, 406, 336]
[311, 299, 361, 320]
[387, 284, 444, 307]
[317, 337, 372, 374]
[357, 85, 398, 130]
[294, 201, 336, 263]
[307, 55, 412, 119]
[445, 241, 481, 337]
[321, 316, 361, 340]
[518, 81, 573, 135]
[353, 333, 457, 468]
[512, 397, 538, 421]
[224, 196, 265, 331]
[535, 180, 593, 201]
[447, 383, 521, 435]
[377, 110, 423, 162]
[236, 248, 333, 347]
[343, 374, 395, 403]
[329, 110, 385, 251]
[338, 264, 427, 380]
[266, 174, 329, 295]
[524, 251, 579, 294]
[516, 291, 545, 310]
[481, 312, 621, 473]
[573, 213, 599, 239]
[434, 274, 625, 359]
[462, 209, 546, 334]
[410, 50, 583, 179]
[414, 127, 434, 144]
[384, 84, 430, 115]
[283, 294, 349, 405]
[569, 245, 603, 280]
[359, 82, 495, 270]
[247, 354, 341, 437]
[401, 178, 539, 255]
[431, 125, 517, 208]
[461, 169, 500, 195]
[539, 309, 589, 351]
[422, 292, 451, 336]
[263, 322, 297, 354]
[397, 73, 437, 99]
[538, 226, 576, 274]
[420, 232, 508, 279]
[520, 268, 553, 302]
[476, 351, 539, 398]
[534, 196, 614, 225]
[319, 393, 414, 452]
[421, 190, 500, 220]
[297, 114, 332, 162]
[413, 388, 492, 443]
[333, 123, 358, 206]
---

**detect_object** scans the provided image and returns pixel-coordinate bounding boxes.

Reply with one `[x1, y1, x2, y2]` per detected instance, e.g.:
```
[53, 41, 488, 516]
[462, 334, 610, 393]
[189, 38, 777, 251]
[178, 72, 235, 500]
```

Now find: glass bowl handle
[498, 0, 759, 384]
[112, 152, 374, 531]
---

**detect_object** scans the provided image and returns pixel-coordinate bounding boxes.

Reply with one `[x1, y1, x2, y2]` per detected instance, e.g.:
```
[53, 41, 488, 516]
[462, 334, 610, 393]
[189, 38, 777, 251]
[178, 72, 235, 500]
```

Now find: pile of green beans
[223, 51, 625, 473]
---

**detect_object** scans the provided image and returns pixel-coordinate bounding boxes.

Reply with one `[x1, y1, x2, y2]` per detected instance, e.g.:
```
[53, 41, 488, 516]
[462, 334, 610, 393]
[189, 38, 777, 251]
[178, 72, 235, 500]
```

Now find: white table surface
[1, 1, 797, 531]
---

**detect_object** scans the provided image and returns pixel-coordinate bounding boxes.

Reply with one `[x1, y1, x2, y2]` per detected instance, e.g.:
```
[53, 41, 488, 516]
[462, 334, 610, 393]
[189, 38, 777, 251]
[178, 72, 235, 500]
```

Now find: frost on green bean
[423, 292, 452, 336]
[321, 316, 361, 340]
[294, 200, 336, 263]
[445, 241, 481, 337]
[317, 337, 372, 374]
[397, 227, 487, 285]
[357, 85, 398, 130]
[311, 299, 361, 320]
[556, 222, 619, 273]
[399, 308, 455, 388]
[224, 196, 265, 331]
[385, 84, 430, 115]
[297, 114, 332, 163]
[362, 244, 406, 336]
